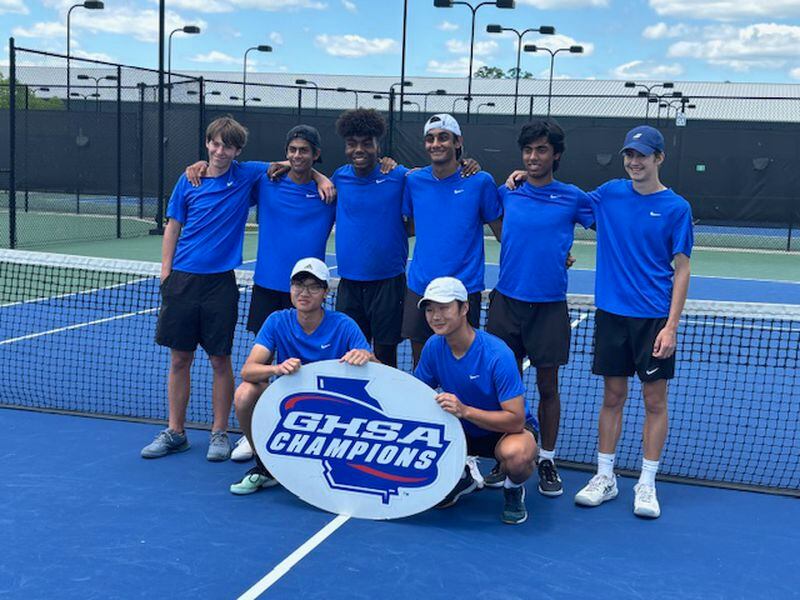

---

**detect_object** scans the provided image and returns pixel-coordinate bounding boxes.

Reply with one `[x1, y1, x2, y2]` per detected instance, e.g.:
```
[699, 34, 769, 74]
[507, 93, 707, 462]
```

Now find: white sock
[597, 452, 615, 478]
[639, 458, 659, 487]
[504, 477, 523, 489]
[538, 448, 555, 463]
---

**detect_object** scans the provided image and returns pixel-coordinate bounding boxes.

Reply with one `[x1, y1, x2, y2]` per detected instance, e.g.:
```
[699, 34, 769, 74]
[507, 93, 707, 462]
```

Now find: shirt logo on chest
[649, 211, 662, 217]
[321, 343, 332, 349]
[453, 189, 465, 195]
[468, 374, 480, 380]
[375, 179, 387, 184]
[306, 193, 319, 199]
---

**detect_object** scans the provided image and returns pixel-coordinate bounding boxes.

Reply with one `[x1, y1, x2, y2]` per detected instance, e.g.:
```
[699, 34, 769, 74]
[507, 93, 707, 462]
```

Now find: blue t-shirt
[253, 175, 336, 291]
[590, 179, 694, 318]
[168, 161, 267, 274]
[414, 329, 531, 438]
[332, 164, 409, 281]
[402, 167, 502, 295]
[496, 180, 595, 302]
[254, 308, 370, 364]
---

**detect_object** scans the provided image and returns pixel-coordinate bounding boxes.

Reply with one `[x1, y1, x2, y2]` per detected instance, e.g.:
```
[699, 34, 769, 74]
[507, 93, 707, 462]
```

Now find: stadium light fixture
[168, 25, 201, 104]
[336, 87, 359, 108]
[423, 88, 447, 112]
[625, 81, 677, 121]
[66, 1, 105, 108]
[524, 43, 584, 116]
[296, 79, 319, 114]
[243, 45, 273, 110]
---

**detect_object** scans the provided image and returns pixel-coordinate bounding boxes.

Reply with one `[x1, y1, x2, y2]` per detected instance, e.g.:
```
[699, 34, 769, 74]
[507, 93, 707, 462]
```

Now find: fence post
[9, 37, 17, 249]
[297, 87, 303, 119]
[138, 82, 145, 219]
[388, 87, 396, 156]
[198, 77, 205, 161]
[116, 65, 122, 239]
[528, 95, 534, 120]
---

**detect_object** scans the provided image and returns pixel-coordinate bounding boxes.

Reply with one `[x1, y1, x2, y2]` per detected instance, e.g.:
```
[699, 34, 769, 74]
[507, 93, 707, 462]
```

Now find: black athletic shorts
[466, 421, 538, 459]
[335, 274, 406, 345]
[401, 288, 481, 344]
[247, 285, 292, 334]
[592, 308, 675, 382]
[486, 290, 570, 367]
[155, 270, 239, 356]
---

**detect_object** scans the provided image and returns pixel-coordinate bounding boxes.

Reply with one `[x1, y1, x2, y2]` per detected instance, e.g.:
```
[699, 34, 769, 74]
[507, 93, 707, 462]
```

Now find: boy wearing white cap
[574, 125, 693, 518]
[414, 277, 538, 524]
[401, 114, 503, 366]
[229, 257, 375, 495]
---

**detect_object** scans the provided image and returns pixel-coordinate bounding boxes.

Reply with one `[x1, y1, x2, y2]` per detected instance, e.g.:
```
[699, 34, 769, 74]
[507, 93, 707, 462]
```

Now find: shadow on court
[3, 409, 798, 599]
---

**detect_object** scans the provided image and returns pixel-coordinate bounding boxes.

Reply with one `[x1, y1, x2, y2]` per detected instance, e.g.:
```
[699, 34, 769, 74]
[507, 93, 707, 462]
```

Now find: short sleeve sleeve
[413, 340, 439, 389]
[672, 203, 694, 258]
[166, 175, 190, 224]
[479, 176, 503, 224]
[343, 316, 370, 351]
[402, 179, 414, 218]
[575, 188, 595, 229]
[492, 349, 525, 403]
[254, 311, 280, 352]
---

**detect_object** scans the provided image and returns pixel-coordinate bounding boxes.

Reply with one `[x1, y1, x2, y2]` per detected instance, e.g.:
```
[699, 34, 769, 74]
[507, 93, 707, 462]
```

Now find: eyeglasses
[290, 282, 326, 294]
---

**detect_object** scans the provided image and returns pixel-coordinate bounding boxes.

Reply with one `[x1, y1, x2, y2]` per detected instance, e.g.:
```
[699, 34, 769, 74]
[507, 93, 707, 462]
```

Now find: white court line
[521, 313, 589, 372]
[238, 514, 351, 600]
[0, 306, 158, 346]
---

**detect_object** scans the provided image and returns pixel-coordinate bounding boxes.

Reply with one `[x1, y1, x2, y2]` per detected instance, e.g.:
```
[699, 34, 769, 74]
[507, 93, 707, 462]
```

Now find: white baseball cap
[417, 277, 468, 309]
[290, 257, 330, 284]
[424, 113, 462, 137]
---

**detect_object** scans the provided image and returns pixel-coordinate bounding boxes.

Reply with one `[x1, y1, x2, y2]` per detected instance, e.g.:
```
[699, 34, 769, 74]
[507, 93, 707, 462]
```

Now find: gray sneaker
[141, 428, 190, 458]
[207, 431, 232, 462]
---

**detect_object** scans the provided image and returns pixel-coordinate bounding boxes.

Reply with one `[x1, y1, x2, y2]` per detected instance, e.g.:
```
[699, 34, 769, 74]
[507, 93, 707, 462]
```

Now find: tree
[507, 67, 534, 80]
[0, 75, 64, 110]
[474, 66, 534, 79]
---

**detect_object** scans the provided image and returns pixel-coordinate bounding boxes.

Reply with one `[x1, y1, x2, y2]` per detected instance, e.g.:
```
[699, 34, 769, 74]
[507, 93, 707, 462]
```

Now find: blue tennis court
[2, 249, 799, 598]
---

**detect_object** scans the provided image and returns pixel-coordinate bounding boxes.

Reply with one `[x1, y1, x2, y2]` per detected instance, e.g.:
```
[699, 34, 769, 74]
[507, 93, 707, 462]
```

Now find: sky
[4, 0, 800, 84]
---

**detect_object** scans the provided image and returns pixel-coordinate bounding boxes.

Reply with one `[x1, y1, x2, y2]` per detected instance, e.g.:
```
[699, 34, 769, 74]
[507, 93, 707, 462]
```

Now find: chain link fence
[4, 42, 799, 251]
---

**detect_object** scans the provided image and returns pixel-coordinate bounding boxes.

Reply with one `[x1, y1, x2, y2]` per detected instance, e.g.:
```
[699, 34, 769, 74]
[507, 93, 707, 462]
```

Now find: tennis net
[1, 249, 798, 495]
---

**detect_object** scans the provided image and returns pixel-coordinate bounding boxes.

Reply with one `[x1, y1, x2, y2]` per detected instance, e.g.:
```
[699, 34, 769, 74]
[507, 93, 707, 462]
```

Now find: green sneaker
[141, 428, 190, 458]
[229, 466, 278, 495]
[502, 485, 528, 525]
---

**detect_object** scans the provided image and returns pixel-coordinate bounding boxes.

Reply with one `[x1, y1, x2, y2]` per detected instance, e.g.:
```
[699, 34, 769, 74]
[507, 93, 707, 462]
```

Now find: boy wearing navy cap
[574, 125, 693, 518]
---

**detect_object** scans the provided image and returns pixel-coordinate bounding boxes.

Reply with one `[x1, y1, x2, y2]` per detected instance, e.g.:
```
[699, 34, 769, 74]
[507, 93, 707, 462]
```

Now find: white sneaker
[574, 474, 618, 507]
[466, 456, 485, 490]
[231, 436, 254, 462]
[633, 483, 661, 518]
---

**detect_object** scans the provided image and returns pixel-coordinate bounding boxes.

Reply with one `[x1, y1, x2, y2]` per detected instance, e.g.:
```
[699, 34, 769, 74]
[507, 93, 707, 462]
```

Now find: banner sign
[252, 360, 466, 520]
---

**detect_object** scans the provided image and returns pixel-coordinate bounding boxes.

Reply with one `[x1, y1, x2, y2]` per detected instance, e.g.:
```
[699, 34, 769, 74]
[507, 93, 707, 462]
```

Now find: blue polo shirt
[403, 167, 502, 295]
[253, 175, 336, 292]
[168, 160, 267, 274]
[414, 329, 531, 438]
[590, 179, 694, 318]
[496, 180, 595, 302]
[332, 164, 409, 281]
[255, 309, 370, 364]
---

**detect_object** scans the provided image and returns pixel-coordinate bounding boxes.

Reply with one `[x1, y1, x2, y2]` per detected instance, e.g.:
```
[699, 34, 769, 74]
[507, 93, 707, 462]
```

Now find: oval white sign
[252, 360, 466, 520]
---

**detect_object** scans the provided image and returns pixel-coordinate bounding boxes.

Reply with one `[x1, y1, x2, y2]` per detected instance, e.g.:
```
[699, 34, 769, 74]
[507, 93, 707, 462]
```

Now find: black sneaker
[502, 485, 528, 524]
[537, 458, 563, 497]
[437, 464, 481, 508]
[484, 460, 505, 488]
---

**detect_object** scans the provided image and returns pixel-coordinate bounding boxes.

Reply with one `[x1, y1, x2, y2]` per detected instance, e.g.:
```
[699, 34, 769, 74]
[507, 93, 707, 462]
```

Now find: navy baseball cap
[286, 124, 322, 163]
[620, 125, 664, 155]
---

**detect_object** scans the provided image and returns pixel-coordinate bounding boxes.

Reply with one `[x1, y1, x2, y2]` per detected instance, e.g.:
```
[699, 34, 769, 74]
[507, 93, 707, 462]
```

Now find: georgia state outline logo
[252, 361, 466, 520]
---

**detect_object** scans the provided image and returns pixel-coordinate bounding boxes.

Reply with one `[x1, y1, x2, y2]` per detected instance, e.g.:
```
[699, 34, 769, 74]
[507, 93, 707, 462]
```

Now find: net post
[116, 65, 122, 239]
[8, 37, 17, 249]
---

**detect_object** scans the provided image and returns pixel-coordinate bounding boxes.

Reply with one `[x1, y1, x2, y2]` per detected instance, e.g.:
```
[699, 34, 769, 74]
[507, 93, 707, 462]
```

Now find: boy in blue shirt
[402, 114, 503, 366]
[144, 117, 268, 462]
[229, 257, 375, 495]
[574, 126, 693, 519]
[486, 120, 594, 497]
[414, 277, 538, 525]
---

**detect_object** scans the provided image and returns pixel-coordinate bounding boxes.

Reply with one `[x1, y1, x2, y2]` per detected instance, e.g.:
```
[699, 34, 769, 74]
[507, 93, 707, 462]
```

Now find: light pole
[452, 95, 471, 112]
[168, 25, 201, 104]
[624, 81, 674, 120]
[524, 43, 583, 117]
[424, 89, 447, 113]
[477, 101, 495, 116]
[486, 23, 554, 121]
[295, 79, 319, 114]
[337, 87, 359, 108]
[433, 0, 515, 120]
[243, 45, 272, 110]
[66, 0, 104, 108]
[76, 73, 117, 112]
[390, 80, 412, 117]
[402, 100, 421, 112]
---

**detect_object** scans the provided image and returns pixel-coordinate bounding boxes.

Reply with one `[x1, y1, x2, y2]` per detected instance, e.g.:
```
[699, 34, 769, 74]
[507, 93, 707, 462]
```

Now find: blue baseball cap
[620, 125, 664, 155]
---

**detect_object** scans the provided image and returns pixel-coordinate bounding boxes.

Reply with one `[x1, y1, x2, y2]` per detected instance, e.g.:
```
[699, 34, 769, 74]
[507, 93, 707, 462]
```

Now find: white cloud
[231, 0, 327, 10]
[517, 0, 608, 7]
[426, 56, 486, 75]
[69, 8, 207, 44]
[0, 0, 27, 15]
[642, 22, 691, 39]
[438, 20, 459, 31]
[649, 0, 800, 20]
[73, 49, 115, 62]
[314, 34, 397, 58]
[165, 0, 232, 13]
[791, 67, 800, 79]
[190, 50, 240, 64]
[668, 23, 800, 71]
[446, 39, 498, 57]
[12, 21, 65, 38]
[341, 0, 356, 12]
[611, 59, 684, 79]
[270, 31, 284, 45]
